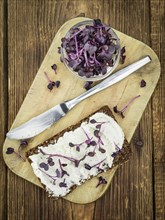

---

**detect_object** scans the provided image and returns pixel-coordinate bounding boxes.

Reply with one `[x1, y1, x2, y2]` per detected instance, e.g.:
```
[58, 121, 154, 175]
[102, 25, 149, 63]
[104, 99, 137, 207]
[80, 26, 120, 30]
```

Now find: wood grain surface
[0, 0, 164, 220]
[3, 15, 160, 204]
[0, 1, 7, 220]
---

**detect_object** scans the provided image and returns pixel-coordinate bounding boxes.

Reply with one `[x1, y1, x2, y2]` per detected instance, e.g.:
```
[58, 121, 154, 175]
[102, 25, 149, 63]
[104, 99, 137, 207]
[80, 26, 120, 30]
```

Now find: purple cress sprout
[59, 179, 67, 188]
[6, 147, 26, 162]
[39, 149, 86, 167]
[68, 128, 95, 152]
[47, 158, 55, 166]
[51, 64, 57, 74]
[55, 80, 60, 88]
[140, 79, 146, 87]
[44, 72, 60, 91]
[58, 159, 69, 178]
[84, 158, 106, 170]
[96, 176, 107, 187]
[84, 81, 93, 90]
[113, 95, 141, 118]
[20, 140, 28, 147]
[6, 147, 14, 154]
[57, 47, 61, 54]
[39, 162, 49, 171]
[120, 46, 126, 64]
[44, 72, 56, 91]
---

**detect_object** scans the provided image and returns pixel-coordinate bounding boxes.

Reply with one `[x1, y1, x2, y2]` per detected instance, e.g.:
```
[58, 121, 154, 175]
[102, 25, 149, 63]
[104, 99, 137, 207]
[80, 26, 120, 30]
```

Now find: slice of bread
[27, 105, 131, 198]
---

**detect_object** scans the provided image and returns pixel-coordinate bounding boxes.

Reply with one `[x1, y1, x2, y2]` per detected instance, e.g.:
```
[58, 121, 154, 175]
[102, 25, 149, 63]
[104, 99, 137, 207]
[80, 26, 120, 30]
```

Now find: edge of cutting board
[3, 17, 161, 204]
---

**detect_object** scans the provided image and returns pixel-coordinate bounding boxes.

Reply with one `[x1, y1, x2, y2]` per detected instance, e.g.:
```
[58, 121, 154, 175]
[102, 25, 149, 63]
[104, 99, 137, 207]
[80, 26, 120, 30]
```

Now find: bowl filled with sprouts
[60, 19, 121, 81]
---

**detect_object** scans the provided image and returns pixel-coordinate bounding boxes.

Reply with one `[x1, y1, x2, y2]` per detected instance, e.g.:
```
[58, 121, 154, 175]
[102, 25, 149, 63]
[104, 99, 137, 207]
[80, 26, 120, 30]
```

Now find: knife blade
[6, 56, 151, 140]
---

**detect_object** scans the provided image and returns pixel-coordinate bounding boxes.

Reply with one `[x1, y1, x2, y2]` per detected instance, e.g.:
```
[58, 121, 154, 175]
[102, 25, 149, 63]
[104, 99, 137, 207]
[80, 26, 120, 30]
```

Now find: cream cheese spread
[29, 112, 124, 197]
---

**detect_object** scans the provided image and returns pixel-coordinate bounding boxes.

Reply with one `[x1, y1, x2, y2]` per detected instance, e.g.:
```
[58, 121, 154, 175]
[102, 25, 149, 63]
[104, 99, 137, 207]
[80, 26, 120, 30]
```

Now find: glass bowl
[61, 20, 121, 81]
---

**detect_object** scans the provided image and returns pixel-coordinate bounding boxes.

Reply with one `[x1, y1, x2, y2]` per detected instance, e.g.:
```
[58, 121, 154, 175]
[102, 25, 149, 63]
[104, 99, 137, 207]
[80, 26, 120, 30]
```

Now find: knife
[6, 56, 151, 140]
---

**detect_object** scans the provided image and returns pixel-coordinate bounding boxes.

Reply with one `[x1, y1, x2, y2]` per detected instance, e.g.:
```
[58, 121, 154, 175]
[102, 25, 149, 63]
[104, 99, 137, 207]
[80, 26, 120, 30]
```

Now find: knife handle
[65, 56, 151, 109]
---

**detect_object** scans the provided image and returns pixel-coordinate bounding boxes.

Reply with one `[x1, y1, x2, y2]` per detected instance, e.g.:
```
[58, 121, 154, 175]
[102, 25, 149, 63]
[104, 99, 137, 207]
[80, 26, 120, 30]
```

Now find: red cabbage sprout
[113, 95, 141, 118]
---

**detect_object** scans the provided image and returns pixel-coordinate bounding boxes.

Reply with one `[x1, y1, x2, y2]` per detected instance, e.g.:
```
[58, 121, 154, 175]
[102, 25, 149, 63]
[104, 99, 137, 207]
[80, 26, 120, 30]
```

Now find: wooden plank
[0, 0, 7, 220]
[150, 1, 165, 220]
[7, 0, 26, 217]
[7, 0, 93, 219]
[6, 0, 50, 219]
[5, 0, 161, 220]
[93, 0, 155, 219]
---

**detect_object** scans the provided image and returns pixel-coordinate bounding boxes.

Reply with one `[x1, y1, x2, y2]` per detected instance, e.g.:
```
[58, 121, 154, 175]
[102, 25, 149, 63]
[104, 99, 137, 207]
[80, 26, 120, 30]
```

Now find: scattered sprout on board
[113, 95, 141, 118]
[96, 176, 107, 187]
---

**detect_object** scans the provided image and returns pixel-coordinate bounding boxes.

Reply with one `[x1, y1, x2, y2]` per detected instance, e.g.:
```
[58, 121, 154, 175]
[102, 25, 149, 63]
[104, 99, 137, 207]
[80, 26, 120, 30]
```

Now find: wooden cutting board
[3, 17, 160, 204]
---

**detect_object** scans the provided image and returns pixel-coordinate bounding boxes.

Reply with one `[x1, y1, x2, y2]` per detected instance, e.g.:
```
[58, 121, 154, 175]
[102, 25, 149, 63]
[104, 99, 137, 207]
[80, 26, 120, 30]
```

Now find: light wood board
[3, 17, 160, 204]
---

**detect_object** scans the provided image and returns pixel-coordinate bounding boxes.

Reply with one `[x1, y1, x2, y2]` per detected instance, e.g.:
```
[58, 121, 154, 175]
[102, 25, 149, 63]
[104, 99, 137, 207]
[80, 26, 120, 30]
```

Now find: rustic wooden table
[0, 1, 164, 220]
